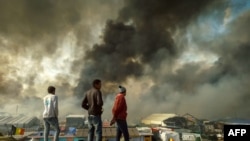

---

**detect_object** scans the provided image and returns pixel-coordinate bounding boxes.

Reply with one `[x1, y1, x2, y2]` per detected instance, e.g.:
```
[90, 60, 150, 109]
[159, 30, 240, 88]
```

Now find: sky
[0, 0, 250, 124]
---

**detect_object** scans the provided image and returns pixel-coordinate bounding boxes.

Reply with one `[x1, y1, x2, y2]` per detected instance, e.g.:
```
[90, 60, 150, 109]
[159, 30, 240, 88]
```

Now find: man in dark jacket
[111, 85, 129, 141]
[82, 79, 103, 141]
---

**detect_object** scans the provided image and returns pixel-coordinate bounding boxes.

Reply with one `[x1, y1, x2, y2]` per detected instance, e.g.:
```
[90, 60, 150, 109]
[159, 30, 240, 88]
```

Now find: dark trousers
[116, 119, 129, 141]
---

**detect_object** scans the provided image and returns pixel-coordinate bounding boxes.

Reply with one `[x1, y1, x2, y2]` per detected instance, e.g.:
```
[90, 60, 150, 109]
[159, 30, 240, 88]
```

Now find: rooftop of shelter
[76, 127, 141, 137]
[0, 114, 39, 126]
[141, 113, 178, 125]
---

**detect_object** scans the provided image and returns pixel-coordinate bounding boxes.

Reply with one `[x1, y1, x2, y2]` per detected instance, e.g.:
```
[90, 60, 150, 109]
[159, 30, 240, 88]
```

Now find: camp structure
[141, 113, 178, 127]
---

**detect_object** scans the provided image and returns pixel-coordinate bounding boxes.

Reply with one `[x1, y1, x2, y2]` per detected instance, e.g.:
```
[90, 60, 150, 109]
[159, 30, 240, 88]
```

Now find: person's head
[93, 79, 101, 90]
[118, 85, 126, 95]
[48, 86, 56, 94]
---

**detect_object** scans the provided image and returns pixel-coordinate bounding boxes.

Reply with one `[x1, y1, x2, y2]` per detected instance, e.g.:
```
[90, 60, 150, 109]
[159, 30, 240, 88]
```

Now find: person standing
[43, 86, 60, 141]
[110, 85, 130, 141]
[82, 79, 103, 141]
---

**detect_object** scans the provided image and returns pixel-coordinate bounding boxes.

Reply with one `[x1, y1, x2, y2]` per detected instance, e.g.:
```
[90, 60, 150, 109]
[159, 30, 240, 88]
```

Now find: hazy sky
[0, 0, 250, 124]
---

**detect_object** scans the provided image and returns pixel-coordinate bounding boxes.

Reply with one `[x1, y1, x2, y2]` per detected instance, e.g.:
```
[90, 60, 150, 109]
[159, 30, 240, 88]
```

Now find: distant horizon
[2, 111, 250, 125]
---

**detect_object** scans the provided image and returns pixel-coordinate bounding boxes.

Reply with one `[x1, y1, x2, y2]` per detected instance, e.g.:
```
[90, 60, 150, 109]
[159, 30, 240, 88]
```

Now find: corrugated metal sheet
[0, 114, 39, 127]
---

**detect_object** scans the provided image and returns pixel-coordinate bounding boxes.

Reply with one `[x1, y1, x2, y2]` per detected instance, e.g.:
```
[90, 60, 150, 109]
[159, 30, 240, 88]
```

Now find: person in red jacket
[110, 85, 129, 141]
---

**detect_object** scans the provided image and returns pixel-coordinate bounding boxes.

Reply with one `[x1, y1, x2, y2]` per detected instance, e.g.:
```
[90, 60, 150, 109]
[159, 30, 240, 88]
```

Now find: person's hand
[110, 118, 116, 126]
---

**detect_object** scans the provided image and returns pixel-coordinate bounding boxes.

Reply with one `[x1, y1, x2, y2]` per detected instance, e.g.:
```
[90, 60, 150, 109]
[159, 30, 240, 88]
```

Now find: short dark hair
[48, 86, 56, 93]
[92, 79, 101, 87]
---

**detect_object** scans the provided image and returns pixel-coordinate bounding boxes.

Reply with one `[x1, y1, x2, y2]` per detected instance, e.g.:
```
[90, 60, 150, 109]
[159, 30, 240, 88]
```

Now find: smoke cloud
[0, 0, 250, 124]
[0, 0, 122, 118]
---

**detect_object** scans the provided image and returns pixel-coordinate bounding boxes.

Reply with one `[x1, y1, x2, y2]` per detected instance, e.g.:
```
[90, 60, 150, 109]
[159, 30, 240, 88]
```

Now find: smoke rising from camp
[1, 0, 250, 123]
[75, 0, 215, 95]
[0, 0, 122, 118]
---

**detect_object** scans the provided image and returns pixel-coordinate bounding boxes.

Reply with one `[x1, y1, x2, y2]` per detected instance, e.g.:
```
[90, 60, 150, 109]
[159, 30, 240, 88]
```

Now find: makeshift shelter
[141, 113, 178, 126]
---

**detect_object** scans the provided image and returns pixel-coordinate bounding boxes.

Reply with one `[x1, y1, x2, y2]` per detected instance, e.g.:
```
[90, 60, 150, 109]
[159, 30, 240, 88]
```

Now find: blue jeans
[43, 117, 60, 141]
[116, 119, 129, 141]
[88, 115, 102, 141]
